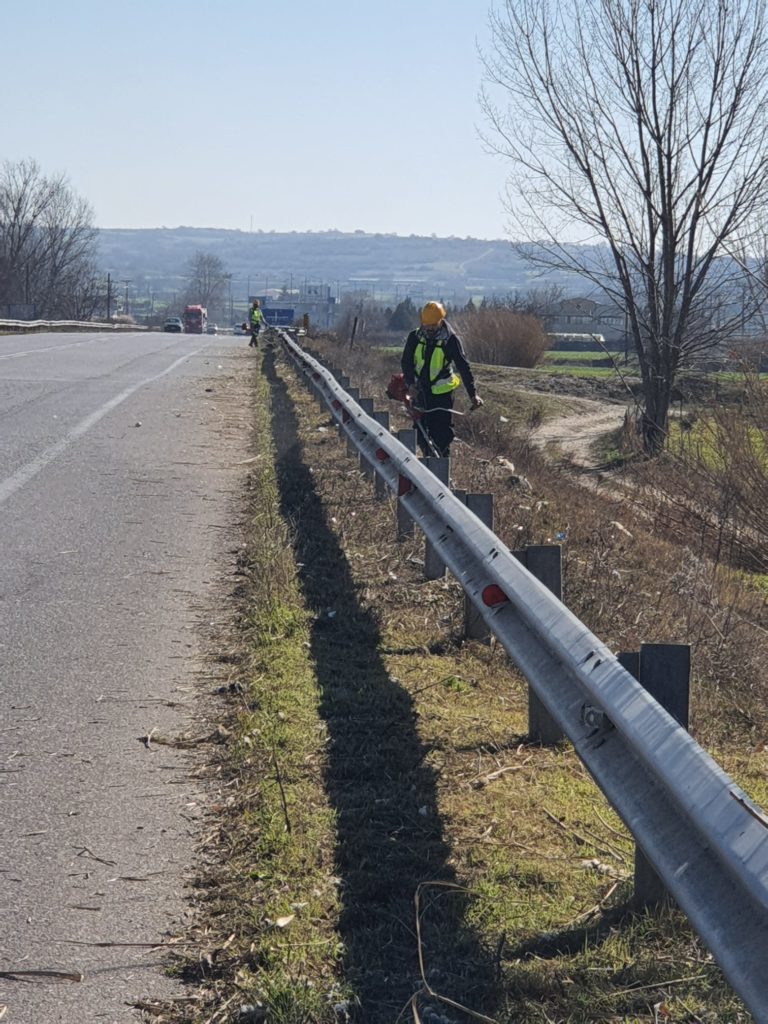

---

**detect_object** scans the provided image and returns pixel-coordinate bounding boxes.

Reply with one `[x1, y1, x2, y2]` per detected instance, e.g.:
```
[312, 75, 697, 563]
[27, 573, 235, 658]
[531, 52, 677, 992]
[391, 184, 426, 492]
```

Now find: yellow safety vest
[250, 308, 263, 327]
[413, 331, 460, 394]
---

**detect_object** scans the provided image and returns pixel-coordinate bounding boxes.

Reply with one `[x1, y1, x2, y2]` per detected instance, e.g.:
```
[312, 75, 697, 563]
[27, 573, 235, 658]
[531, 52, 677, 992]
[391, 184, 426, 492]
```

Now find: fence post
[374, 411, 390, 499]
[396, 429, 416, 539]
[514, 544, 565, 745]
[423, 457, 450, 579]
[463, 494, 494, 641]
[618, 644, 691, 908]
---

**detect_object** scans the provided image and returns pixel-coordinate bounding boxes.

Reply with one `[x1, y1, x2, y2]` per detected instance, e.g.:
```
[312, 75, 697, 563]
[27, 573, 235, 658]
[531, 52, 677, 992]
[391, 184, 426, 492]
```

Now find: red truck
[183, 304, 208, 334]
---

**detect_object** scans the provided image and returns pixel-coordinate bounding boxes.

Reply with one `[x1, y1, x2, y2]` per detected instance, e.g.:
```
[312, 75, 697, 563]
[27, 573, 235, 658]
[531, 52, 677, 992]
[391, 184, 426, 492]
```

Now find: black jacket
[400, 322, 477, 399]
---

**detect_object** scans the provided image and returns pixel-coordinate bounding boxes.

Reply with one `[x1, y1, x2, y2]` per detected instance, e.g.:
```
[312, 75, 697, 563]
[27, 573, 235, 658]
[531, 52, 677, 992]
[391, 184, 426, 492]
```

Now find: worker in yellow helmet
[248, 299, 263, 348]
[400, 300, 483, 457]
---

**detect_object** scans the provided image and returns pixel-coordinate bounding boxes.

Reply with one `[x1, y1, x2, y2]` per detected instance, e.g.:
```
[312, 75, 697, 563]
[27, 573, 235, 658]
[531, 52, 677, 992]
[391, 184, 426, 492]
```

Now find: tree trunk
[641, 376, 672, 456]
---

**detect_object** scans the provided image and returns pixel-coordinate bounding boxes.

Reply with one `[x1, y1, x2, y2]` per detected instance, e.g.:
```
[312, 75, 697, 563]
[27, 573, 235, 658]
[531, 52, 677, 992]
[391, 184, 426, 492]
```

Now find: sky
[2, 0, 513, 240]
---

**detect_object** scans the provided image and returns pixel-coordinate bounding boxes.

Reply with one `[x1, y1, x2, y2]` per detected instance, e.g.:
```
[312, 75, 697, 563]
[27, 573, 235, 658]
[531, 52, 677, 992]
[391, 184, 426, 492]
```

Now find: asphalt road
[0, 330, 252, 1022]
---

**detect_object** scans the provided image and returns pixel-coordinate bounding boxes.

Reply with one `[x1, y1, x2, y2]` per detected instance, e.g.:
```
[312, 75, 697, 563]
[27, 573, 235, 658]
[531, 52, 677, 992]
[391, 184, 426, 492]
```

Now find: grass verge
[161, 344, 762, 1023]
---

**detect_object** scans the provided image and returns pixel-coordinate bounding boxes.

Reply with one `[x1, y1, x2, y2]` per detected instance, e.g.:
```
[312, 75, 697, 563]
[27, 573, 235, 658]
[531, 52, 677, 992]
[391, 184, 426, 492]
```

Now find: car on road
[163, 316, 183, 333]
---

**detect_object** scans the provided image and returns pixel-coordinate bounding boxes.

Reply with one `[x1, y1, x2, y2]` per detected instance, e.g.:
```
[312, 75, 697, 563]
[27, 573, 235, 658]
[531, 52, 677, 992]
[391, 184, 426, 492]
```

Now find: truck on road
[183, 304, 208, 334]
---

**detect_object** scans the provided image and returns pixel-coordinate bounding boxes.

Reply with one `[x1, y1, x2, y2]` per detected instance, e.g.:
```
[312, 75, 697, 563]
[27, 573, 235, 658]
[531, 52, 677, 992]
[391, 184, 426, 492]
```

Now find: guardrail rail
[279, 330, 768, 1022]
[0, 318, 145, 333]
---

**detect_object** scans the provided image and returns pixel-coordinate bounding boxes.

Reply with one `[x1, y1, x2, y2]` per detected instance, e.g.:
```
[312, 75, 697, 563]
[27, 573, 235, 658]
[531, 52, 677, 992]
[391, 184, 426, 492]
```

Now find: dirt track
[533, 395, 629, 468]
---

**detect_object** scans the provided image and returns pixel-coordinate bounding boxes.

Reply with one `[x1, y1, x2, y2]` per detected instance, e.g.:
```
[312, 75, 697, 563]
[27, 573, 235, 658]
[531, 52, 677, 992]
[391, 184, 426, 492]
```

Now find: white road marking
[0, 350, 202, 507]
[0, 335, 114, 361]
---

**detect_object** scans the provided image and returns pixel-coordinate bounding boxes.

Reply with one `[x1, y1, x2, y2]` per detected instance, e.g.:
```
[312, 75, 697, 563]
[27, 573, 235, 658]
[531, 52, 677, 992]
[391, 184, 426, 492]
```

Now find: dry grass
[451, 309, 550, 368]
[157, 342, 767, 1023]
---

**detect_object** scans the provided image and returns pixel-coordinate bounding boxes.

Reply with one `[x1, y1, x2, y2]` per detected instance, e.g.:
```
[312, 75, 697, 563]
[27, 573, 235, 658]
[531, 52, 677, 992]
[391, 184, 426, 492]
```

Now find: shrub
[452, 308, 549, 367]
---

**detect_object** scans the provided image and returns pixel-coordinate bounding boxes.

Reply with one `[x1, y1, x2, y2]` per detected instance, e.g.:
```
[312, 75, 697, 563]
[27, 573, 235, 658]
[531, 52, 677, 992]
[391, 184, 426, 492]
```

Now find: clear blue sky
[2, 0, 510, 240]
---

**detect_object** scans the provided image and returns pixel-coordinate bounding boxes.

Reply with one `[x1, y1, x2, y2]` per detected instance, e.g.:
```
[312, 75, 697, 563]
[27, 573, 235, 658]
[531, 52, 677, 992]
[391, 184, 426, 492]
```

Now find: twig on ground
[544, 808, 626, 863]
[612, 973, 709, 997]
[202, 992, 238, 1024]
[272, 743, 292, 834]
[0, 969, 83, 982]
[414, 881, 498, 1024]
[72, 845, 117, 866]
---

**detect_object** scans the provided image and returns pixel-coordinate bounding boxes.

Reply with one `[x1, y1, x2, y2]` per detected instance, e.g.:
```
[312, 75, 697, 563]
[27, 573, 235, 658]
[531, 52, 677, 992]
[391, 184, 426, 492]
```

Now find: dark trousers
[416, 389, 454, 457]
[249, 328, 260, 347]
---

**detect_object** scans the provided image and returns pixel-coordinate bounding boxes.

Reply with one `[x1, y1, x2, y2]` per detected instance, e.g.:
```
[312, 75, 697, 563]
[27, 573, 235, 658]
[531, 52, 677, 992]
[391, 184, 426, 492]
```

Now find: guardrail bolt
[581, 703, 611, 731]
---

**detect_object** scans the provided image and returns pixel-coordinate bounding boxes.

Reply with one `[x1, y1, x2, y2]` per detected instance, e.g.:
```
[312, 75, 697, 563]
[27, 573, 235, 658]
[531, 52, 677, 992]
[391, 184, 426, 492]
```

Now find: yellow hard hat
[420, 301, 446, 327]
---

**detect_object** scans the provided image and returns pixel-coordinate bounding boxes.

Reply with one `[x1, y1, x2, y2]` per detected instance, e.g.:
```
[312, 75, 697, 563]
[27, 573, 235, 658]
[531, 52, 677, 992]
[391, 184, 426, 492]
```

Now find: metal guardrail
[0, 318, 145, 333]
[279, 332, 768, 1022]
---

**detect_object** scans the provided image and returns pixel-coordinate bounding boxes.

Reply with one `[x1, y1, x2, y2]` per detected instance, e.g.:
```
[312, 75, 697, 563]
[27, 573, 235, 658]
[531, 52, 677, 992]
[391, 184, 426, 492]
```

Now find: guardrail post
[464, 494, 494, 641]
[346, 388, 360, 457]
[424, 457, 450, 579]
[358, 398, 375, 479]
[514, 544, 565, 745]
[374, 411, 390, 499]
[396, 429, 416, 538]
[334, 376, 351, 438]
[619, 644, 691, 907]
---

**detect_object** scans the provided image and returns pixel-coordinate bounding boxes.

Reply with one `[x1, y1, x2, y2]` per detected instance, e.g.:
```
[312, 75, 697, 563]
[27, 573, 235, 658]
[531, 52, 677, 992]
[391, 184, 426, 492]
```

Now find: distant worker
[248, 299, 264, 348]
[400, 301, 483, 458]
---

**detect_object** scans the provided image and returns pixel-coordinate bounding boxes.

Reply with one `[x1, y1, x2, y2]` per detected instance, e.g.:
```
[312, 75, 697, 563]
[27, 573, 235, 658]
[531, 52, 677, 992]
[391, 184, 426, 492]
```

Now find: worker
[248, 299, 264, 348]
[400, 301, 483, 457]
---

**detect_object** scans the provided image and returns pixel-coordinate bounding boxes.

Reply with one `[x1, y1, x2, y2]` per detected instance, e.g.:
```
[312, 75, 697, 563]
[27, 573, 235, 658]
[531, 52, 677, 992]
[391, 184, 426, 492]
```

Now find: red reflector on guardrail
[312, 372, 321, 380]
[342, 410, 351, 424]
[375, 448, 389, 462]
[398, 475, 411, 497]
[331, 399, 341, 410]
[482, 585, 509, 607]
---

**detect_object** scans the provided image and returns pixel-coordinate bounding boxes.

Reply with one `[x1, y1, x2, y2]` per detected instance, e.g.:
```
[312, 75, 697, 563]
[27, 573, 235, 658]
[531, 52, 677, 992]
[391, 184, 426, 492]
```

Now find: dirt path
[533, 395, 629, 468]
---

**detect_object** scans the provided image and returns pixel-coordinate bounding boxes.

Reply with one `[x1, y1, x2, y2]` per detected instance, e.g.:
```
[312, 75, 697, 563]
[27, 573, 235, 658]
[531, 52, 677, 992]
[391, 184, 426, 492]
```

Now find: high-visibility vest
[250, 308, 263, 327]
[413, 331, 460, 394]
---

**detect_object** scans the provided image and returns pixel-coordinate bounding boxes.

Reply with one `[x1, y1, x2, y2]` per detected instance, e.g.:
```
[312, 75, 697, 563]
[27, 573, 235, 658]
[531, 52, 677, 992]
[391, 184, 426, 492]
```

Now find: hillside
[95, 226, 579, 305]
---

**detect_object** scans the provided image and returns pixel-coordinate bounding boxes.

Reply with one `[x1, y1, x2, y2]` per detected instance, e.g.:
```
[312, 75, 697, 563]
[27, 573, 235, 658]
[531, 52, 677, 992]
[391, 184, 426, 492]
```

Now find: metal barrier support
[346, 388, 360, 456]
[374, 411, 390, 500]
[424, 456, 450, 579]
[463, 494, 494, 641]
[514, 544, 566, 745]
[396, 429, 416, 538]
[619, 644, 691, 907]
[358, 398, 375, 478]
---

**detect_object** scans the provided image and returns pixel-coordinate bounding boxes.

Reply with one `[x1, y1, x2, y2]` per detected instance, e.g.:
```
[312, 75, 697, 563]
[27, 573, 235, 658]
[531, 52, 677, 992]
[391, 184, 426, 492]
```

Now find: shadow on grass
[503, 903, 634, 962]
[263, 351, 498, 1021]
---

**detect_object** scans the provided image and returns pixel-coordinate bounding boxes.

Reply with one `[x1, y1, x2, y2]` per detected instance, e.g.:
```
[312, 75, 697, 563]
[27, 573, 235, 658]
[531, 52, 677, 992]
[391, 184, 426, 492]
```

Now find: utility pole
[120, 279, 132, 315]
[106, 273, 112, 320]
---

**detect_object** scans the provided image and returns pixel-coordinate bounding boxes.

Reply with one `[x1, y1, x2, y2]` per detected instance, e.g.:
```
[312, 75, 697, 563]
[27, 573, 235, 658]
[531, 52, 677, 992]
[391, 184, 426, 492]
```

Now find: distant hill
[96, 227, 580, 305]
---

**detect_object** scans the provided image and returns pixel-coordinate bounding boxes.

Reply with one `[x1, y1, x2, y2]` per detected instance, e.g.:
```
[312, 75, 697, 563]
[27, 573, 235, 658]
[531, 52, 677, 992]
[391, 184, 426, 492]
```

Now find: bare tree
[185, 251, 229, 314]
[0, 158, 98, 318]
[482, 0, 768, 453]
